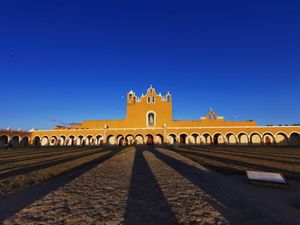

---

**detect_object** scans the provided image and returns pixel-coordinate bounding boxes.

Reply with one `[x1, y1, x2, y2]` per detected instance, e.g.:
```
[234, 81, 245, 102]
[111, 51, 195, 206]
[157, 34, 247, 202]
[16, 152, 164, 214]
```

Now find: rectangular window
[147, 97, 151, 103]
[152, 96, 155, 103]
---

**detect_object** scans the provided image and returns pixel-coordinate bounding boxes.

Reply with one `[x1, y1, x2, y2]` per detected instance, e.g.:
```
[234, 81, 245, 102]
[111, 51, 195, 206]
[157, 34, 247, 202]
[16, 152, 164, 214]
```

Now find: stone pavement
[3, 147, 300, 225]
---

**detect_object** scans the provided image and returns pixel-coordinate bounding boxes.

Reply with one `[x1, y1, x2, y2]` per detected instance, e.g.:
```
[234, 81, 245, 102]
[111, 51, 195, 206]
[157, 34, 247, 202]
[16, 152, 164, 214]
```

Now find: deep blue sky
[1, 0, 300, 130]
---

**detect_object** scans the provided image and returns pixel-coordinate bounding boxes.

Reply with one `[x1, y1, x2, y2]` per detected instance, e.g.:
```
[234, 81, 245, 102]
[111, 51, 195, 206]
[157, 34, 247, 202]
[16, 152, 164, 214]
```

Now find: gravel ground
[3, 146, 300, 225]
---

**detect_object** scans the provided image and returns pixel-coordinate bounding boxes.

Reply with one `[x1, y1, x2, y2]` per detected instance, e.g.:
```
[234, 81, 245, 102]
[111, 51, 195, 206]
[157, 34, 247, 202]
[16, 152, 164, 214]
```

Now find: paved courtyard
[3, 147, 300, 225]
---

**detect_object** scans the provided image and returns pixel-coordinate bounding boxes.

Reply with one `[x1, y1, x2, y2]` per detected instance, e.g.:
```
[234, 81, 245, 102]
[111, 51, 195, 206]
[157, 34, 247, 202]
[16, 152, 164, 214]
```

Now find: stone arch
[107, 135, 116, 145]
[135, 134, 144, 145]
[226, 133, 237, 145]
[49, 136, 58, 146]
[179, 133, 188, 144]
[0, 135, 9, 148]
[58, 135, 66, 146]
[41, 136, 49, 146]
[145, 134, 154, 145]
[238, 133, 249, 145]
[167, 133, 177, 144]
[87, 135, 95, 145]
[275, 132, 289, 146]
[190, 133, 200, 144]
[96, 135, 104, 145]
[32, 136, 41, 146]
[213, 133, 225, 145]
[202, 133, 213, 144]
[76, 135, 84, 146]
[290, 132, 300, 146]
[20, 136, 29, 147]
[125, 134, 134, 145]
[155, 134, 164, 144]
[11, 136, 20, 147]
[68, 135, 75, 146]
[116, 135, 125, 146]
[250, 133, 262, 145]
[262, 133, 275, 145]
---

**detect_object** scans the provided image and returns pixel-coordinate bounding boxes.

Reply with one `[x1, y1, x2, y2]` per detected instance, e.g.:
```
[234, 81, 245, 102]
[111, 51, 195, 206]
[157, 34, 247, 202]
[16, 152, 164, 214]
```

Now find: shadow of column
[0, 149, 120, 222]
[124, 146, 180, 225]
[151, 148, 300, 225]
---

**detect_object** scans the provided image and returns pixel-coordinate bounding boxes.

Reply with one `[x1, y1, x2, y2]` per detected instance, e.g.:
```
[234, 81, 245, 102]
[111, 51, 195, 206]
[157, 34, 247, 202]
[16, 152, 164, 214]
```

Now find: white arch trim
[146, 111, 157, 126]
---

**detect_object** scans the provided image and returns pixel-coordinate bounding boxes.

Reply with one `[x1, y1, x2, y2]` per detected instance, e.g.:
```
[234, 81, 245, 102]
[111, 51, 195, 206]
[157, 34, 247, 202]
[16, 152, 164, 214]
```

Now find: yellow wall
[69, 86, 255, 129]
[1, 86, 300, 146]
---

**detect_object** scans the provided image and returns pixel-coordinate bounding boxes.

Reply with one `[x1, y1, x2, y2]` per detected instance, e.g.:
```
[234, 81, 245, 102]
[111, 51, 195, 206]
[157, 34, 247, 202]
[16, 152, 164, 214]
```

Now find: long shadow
[0, 148, 123, 223]
[0, 147, 97, 164]
[0, 146, 98, 158]
[174, 149, 300, 178]
[187, 146, 300, 161]
[151, 148, 299, 225]
[124, 146, 180, 225]
[185, 146, 300, 162]
[176, 148, 300, 166]
[0, 150, 106, 179]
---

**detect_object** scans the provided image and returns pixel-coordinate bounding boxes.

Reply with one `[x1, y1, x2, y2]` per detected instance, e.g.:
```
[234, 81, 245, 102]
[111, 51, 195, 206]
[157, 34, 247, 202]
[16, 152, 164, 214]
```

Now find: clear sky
[1, 0, 300, 130]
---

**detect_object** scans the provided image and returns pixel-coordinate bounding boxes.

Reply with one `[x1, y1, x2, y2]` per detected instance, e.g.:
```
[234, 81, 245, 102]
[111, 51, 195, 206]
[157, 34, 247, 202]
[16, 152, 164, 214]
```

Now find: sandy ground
[2, 147, 300, 225]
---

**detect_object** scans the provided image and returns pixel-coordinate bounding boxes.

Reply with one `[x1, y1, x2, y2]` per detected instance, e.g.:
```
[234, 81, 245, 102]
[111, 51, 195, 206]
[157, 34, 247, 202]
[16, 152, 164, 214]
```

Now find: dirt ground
[1, 146, 300, 225]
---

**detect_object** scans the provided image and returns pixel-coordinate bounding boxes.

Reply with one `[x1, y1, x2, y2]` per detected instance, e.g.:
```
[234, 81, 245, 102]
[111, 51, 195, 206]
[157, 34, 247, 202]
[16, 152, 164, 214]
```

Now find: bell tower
[127, 90, 136, 105]
[125, 86, 173, 128]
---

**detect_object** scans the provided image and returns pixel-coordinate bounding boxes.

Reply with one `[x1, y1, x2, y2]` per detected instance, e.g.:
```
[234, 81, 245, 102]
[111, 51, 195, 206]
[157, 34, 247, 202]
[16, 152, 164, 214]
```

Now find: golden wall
[0, 86, 300, 147]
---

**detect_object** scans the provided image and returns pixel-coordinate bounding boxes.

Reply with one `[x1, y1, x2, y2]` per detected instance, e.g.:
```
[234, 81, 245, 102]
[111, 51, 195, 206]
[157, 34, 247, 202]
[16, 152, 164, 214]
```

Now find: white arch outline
[146, 111, 157, 126]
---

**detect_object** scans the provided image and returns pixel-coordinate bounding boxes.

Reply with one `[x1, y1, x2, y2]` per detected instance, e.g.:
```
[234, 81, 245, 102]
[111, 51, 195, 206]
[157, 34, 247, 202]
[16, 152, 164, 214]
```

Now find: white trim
[146, 111, 157, 127]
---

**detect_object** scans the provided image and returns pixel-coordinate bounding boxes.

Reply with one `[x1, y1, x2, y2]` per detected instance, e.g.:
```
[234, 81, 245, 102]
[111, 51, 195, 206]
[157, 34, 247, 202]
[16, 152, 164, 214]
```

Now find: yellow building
[1, 85, 300, 148]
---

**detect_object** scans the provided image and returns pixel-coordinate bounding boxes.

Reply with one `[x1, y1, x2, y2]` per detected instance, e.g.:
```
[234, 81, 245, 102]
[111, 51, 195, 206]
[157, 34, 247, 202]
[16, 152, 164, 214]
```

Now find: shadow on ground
[0, 147, 124, 222]
[151, 147, 300, 225]
[124, 147, 180, 225]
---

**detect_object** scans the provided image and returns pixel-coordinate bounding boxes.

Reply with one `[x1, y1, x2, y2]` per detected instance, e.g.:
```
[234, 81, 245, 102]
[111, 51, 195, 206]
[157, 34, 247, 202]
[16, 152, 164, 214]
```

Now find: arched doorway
[11, 136, 20, 147]
[135, 134, 144, 145]
[238, 133, 249, 145]
[275, 133, 289, 145]
[126, 135, 134, 145]
[190, 133, 200, 144]
[76, 135, 84, 146]
[69, 136, 75, 146]
[203, 133, 213, 145]
[155, 134, 164, 144]
[32, 136, 41, 146]
[0, 135, 9, 148]
[213, 133, 225, 145]
[96, 135, 104, 145]
[263, 133, 275, 145]
[179, 134, 188, 144]
[167, 134, 177, 144]
[290, 133, 300, 146]
[146, 134, 154, 145]
[50, 136, 57, 146]
[250, 133, 261, 145]
[226, 133, 237, 145]
[116, 135, 125, 146]
[58, 136, 66, 146]
[107, 135, 116, 145]
[87, 135, 95, 145]
[41, 136, 49, 146]
[20, 136, 29, 147]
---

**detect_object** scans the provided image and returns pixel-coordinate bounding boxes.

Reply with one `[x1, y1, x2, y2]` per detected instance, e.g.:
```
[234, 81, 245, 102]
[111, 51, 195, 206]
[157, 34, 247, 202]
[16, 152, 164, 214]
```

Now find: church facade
[1, 86, 300, 147]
